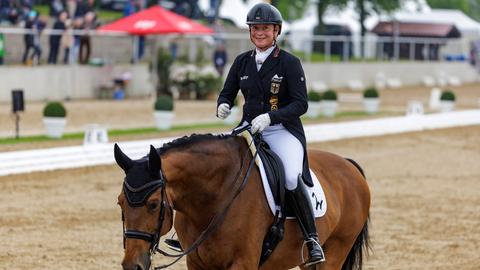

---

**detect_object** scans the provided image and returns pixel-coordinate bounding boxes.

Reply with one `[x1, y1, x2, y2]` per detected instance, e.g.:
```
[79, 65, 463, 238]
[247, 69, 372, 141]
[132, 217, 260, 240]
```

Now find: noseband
[121, 171, 170, 254]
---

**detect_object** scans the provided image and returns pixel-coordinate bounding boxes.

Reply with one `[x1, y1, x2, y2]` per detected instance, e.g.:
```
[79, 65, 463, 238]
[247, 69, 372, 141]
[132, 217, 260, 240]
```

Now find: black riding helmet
[246, 3, 283, 35]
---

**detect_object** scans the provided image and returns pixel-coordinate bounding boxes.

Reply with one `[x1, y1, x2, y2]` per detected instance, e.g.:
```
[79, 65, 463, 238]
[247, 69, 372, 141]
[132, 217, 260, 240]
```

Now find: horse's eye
[147, 201, 160, 211]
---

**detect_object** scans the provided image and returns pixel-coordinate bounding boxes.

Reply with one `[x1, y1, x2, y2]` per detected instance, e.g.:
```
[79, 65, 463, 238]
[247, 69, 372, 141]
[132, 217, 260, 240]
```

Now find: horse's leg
[299, 237, 354, 270]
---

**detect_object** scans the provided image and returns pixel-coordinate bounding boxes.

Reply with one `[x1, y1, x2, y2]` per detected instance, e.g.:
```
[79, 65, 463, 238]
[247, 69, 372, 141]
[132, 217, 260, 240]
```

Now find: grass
[0, 111, 401, 145]
[0, 122, 228, 145]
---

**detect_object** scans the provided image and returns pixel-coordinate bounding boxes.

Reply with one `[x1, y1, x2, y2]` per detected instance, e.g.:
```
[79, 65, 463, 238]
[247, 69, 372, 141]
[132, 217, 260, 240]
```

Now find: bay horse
[115, 133, 370, 270]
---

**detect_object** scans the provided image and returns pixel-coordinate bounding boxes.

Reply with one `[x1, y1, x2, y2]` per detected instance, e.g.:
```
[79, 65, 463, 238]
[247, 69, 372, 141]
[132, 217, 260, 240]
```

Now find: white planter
[43, 117, 67, 138]
[363, 98, 380, 114]
[306, 101, 321, 118]
[322, 100, 338, 117]
[224, 107, 239, 125]
[439, 100, 455, 112]
[154, 111, 174, 130]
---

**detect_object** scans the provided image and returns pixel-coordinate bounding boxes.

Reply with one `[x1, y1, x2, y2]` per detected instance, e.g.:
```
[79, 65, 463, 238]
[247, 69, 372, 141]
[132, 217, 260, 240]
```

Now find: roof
[371, 21, 461, 38]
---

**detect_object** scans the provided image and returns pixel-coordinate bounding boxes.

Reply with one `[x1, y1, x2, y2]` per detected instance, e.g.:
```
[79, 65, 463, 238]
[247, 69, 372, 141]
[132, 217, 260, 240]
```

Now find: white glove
[251, 113, 271, 134]
[217, 103, 231, 119]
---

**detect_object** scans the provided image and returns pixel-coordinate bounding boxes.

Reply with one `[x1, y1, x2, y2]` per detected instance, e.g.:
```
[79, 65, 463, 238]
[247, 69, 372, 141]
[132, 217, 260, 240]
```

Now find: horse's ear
[148, 145, 161, 175]
[114, 143, 134, 172]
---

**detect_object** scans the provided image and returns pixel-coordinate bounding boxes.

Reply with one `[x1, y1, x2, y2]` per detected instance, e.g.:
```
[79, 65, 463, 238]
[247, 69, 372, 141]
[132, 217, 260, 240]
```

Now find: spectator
[0, 0, 10, 23]
[79, 11, 95, 64]
[61, 18, 73, 64]
[70, 16, 83, 64]
[49, 0, 65, 18]
[213, 43, 227, 77]
[74, 0, 94, 18]
[0, 32, 4, 65]
[48, 10, 67, 64]
[65, 0, 77, 19]
[31, 15, 46, 65]
[22, 10, 36, 64]
[169, 35, 180, 61]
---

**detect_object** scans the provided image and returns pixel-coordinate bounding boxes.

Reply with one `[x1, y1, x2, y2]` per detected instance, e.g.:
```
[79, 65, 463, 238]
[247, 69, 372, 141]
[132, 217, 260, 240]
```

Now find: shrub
[307, 91, 322, 102]
[322, 89, 337, 101]
[440, 90, 455, 101]
[154, 95, 174, 111]
[363, 87, 379, 98]
[43, 101, 66, 117]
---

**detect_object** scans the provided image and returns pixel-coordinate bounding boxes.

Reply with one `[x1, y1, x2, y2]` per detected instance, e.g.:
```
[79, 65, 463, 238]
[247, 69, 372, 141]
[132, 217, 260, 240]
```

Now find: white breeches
[261, 124, 304, 190]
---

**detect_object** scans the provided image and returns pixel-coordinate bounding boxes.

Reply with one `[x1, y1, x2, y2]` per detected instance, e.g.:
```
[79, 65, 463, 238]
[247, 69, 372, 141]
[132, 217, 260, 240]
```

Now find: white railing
[0, 27, 470, 65]
[1, 109, 479, 176]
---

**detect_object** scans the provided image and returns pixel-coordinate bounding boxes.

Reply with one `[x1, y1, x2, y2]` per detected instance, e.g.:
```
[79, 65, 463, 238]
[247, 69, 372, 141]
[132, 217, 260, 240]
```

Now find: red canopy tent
[97, 5, 213, 35]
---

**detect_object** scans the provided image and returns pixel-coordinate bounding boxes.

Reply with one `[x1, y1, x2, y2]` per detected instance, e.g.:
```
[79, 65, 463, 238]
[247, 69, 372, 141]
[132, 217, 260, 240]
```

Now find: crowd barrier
[1, 109, 479, 176]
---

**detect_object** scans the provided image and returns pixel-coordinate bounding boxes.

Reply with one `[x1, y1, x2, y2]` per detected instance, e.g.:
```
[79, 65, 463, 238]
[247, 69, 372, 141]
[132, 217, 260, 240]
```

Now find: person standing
[216, 3, 325, 267]
[22, 10, 36, 64]
[48, 10, 67, 64]
[79, 11, 95, 64]
[0, 33, 4, 65]
[213, 43, 227, 77]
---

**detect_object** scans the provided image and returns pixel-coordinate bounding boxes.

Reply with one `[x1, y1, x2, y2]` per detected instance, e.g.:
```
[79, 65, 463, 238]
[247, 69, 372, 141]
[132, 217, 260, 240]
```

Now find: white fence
[0, 27, 471, 65]
[1, 109, 479, 177]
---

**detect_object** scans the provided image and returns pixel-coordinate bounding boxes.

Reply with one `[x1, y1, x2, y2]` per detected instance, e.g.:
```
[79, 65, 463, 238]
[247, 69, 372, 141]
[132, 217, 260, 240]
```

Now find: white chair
[375, 72, 387, 89]
[311, 81, 328, 92]
[422, 76, 436, 87]
[347, 80, 364, 91]
[406, 100, 424, 116]
[386, 78, 402, 89]
[429, 88, 441, 110]
[448, 76, 462, 86]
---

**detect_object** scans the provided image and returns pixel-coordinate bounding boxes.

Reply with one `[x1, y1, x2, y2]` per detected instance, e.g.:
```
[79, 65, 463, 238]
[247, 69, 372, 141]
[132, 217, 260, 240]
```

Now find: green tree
[272, 0, 308, 21]
[427, 0, 480, 21]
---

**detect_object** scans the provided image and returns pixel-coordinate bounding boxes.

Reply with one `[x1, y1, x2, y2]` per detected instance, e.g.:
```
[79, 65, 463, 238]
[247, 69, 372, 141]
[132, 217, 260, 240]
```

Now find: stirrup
[164, 239, 183, 252]
[301, 238, 325, 267]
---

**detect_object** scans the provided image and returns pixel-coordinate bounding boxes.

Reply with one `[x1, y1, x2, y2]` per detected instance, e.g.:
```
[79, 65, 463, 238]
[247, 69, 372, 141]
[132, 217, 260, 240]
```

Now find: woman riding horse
[216, 3, 323, 266]
[115, 133, 370, 270]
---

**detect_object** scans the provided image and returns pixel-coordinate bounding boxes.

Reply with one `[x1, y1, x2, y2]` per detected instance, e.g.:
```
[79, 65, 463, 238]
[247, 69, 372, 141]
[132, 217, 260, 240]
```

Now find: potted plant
[306, 91, 322, 118]
[153, 95, 174, 130]
[362, 87, 380, 114]
[439, 90, 455, 112]
[321, 89, 338, 117]
[224, 98, 240, 125]
[43, 101, 67, 138]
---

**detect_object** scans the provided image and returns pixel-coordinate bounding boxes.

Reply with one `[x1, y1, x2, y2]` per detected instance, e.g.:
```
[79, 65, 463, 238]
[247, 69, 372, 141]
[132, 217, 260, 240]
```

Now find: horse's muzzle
[122, 252, 150, 270]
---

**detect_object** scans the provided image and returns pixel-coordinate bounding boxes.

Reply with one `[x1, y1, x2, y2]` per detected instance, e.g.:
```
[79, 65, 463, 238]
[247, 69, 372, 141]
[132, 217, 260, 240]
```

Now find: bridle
[121, 132, 258, 269]
[121, 170, 170, 254]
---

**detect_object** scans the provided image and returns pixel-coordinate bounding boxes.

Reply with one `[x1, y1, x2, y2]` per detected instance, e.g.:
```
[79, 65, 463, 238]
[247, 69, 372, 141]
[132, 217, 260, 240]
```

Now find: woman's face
[250, 24, 278, 51]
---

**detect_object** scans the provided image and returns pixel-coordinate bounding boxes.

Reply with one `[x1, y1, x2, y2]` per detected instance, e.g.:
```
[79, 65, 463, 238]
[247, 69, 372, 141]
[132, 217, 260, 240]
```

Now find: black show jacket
[217, 46, 313, 186]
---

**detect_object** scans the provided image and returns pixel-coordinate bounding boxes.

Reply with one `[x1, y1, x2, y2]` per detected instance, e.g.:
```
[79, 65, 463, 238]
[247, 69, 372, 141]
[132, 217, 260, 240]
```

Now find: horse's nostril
[122, 262, 143, 270]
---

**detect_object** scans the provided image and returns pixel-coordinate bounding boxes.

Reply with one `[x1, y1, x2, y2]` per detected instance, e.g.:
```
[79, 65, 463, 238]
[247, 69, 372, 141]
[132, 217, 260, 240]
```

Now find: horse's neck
[165, 138, 245, 226]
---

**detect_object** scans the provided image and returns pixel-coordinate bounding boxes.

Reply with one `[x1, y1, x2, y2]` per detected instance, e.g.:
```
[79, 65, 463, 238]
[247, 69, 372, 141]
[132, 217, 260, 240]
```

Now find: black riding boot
[289, 175, 325, 266]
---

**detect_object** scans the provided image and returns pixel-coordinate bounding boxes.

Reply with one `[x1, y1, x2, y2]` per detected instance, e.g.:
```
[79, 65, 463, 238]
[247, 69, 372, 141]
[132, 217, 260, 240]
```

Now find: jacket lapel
[258, 46, 281, 79]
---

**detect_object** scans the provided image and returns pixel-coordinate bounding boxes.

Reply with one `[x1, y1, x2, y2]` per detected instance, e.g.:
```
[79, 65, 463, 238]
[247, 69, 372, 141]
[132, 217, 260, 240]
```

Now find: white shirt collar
[255, 45, 276, 70]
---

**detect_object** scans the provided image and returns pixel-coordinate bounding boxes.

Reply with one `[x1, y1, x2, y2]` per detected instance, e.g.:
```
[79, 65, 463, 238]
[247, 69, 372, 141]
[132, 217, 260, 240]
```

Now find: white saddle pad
[240, 132, 327, 218]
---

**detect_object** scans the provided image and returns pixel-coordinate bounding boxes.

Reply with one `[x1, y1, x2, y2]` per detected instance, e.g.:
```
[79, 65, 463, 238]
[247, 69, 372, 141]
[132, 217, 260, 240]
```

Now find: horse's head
[114, 144, 173, 270]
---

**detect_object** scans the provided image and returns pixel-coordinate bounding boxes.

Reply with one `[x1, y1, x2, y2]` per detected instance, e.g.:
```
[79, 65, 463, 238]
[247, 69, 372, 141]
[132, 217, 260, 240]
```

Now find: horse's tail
[341, 216, 371, 270]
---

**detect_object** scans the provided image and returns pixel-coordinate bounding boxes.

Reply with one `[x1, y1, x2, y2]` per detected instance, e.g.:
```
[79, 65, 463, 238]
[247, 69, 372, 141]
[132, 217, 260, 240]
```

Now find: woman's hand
[251, 113, 271, 133]
[217, 103, 231, 119]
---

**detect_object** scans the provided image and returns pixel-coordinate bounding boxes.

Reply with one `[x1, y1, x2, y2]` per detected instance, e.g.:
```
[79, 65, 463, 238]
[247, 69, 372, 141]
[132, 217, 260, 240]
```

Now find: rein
[154, 139, 258, 269]
[121, 135, 258, 270]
